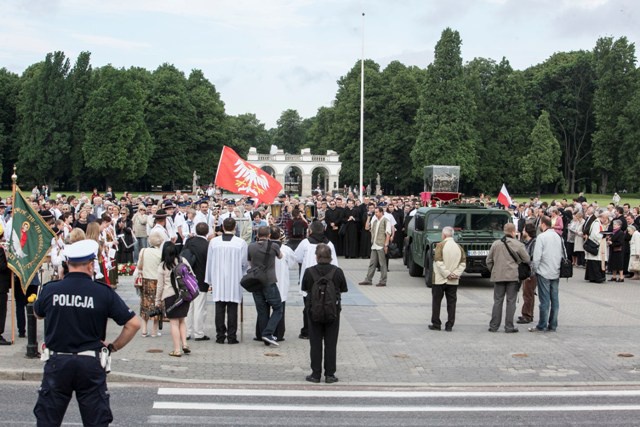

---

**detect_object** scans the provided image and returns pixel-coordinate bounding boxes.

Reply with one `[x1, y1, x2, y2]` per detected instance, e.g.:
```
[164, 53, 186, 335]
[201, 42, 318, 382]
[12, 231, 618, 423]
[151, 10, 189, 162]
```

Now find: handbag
[560, 241, 573, 278]
[584, 238, 599, 255]
[241, 240, 272, 293]
[630, 257, 640, 272]
[338, 223, 347, 237]
[134, 248, 145, 288]
[503, 237, 531, 281]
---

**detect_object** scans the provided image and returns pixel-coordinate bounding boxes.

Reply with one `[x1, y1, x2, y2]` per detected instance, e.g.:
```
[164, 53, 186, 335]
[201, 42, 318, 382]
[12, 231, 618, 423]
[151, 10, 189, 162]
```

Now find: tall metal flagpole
[10, 165, 17, 344]
[359, 12, 365, 203]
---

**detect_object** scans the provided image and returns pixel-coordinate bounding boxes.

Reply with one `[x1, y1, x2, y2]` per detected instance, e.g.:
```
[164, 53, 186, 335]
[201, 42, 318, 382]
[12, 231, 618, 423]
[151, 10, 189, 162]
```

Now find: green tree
[524, 51, 596, 193]
[368, 61, 421, 194]
[273, 109, 305, 154]
[592, 36, 637, 192]
[145, 64, 197, 187]
[0, 68, 20, 182]
[617, 71, 640, 190]
[520, 111, 561, 193]
[16, 52, 72, 187]
[186, 69, 227, 185]
[467, 58, 532, 193]
[411, 28, 478, 188]
[81, 66, 152, 186]
[305, 106, 336, 155]
[67, 51, 94, 190]
[226, 113, 272, 157]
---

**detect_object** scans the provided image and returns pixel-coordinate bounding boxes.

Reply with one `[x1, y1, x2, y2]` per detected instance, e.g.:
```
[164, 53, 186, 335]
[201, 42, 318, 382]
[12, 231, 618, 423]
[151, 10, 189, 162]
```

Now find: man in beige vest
[359, 207, 392, 287]
[428, 226, 466, 331]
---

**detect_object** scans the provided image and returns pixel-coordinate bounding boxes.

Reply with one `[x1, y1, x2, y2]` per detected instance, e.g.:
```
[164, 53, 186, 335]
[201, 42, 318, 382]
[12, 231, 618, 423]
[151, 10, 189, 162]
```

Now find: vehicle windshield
[427, 213, 466, 230]
[471, 213, 509, 231]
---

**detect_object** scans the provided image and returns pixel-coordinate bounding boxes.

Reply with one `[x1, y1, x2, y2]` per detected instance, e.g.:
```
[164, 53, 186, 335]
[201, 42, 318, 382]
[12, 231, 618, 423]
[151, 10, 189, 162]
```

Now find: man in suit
[183, 223, 211, 341]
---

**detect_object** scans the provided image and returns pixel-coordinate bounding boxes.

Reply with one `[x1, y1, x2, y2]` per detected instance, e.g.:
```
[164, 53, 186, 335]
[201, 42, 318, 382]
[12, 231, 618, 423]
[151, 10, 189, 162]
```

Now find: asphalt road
[4, 381, 640, 426]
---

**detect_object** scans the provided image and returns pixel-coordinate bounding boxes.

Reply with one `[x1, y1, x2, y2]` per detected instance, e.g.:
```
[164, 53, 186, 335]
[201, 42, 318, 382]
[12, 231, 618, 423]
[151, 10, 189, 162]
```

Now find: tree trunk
[599, 171, 608, 194]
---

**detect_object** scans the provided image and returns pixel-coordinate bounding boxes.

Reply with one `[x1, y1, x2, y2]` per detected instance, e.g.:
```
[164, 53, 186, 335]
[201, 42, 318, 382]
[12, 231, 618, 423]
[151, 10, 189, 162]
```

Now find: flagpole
[359, 11, 365, 203]
[10, 165, 17, 344]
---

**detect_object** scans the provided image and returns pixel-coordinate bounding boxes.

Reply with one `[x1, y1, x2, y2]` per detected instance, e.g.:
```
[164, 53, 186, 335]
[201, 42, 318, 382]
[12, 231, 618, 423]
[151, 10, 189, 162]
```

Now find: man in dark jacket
[294, 221, 338, 339]
[182, 223, 211, 341]
[0, 244, 13, 344]
[300, 243, 348, 383]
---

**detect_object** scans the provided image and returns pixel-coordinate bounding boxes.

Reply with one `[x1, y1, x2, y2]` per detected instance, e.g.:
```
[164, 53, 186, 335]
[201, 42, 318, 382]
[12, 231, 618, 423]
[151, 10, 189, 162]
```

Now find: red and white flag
[496, 184, 512, 207]
[214, 146, 282, 205]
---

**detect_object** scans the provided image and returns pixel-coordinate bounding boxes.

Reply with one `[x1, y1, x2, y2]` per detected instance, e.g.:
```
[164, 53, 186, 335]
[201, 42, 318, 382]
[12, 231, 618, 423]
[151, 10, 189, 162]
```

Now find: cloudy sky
[1, 0, 638, 128]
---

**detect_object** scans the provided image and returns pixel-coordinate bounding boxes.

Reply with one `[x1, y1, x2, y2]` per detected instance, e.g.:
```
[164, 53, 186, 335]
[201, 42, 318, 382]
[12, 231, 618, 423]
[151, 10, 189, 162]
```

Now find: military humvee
[404, 205, 511, 287]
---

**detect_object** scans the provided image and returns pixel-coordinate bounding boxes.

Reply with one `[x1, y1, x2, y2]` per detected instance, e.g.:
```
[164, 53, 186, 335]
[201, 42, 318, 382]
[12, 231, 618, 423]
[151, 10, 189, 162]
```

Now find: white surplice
[205, 234, 248, 303]
[275, 244, 296, 303]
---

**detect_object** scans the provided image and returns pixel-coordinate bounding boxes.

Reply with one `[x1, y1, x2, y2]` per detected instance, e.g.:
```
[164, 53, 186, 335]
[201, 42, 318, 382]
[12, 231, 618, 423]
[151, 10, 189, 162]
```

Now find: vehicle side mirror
[415, 215, 424, 231]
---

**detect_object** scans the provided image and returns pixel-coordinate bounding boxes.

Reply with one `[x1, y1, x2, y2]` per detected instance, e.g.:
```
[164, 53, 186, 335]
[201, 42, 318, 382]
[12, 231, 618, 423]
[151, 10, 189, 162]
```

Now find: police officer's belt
[50, 350, 99, 357]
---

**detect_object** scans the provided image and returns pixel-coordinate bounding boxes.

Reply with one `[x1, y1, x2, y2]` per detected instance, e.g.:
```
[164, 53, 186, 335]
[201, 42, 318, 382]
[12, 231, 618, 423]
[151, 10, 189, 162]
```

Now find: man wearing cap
[150, 209, 171, 246]
[33, 240, 140, 426]
[162, 200, 178, 244]
[217, 200, 238, 230]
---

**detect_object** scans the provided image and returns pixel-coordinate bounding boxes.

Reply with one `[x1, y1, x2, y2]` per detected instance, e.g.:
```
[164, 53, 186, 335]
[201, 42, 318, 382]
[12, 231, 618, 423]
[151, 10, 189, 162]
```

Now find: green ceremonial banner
[7, 188, 55, 293]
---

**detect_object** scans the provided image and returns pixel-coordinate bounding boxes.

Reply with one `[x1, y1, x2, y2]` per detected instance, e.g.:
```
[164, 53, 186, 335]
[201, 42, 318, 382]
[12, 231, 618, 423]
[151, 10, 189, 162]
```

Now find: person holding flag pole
[497, 184, 513, 208]
[4, 166, 56, 348]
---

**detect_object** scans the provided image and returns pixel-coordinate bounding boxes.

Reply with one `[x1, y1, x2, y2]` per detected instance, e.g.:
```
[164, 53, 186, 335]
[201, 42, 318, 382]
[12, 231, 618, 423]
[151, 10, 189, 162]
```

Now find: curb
[4, 368, 640, 389]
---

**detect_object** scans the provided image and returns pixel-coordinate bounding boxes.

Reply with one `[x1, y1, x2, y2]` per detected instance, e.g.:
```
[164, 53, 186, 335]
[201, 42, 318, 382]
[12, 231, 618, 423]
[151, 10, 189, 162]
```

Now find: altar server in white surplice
[205, 217, 248, 345]
[271, 226, 297, 341]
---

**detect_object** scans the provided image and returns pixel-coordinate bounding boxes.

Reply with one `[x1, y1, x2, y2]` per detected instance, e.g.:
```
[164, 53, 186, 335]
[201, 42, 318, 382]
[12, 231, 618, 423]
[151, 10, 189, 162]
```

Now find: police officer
[33, 239, 141, 426]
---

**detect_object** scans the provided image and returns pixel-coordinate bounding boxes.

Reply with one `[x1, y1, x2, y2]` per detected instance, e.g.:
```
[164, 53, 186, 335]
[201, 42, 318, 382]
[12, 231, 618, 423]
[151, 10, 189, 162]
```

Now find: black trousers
[431, 284, 458, 329]
[0, 290, 7, 336]
[215, 301, 238, 341]
[34, 355, 112, 427]
[300, 296, 310, 337]
[256, 302, 286, 340]
[308, 314, 340, 377]
[585, 259, 605, 283]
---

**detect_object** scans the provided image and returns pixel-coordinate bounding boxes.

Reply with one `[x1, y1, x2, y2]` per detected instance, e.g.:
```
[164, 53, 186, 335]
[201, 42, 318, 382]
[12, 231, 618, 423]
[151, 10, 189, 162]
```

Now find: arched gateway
[247, 146, 341, 197]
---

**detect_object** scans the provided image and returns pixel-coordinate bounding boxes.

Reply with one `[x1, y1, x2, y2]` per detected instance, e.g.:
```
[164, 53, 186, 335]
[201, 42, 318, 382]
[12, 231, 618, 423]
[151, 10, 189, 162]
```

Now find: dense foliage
[0, 28, 638, 194]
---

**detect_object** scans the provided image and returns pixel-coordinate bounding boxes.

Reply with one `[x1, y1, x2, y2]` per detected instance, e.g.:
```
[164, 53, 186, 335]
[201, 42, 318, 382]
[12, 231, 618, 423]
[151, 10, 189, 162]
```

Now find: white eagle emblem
[233, 159, 269, 196]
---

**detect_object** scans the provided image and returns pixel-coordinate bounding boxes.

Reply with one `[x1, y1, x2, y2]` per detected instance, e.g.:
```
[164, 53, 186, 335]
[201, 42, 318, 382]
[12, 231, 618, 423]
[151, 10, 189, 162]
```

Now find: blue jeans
[535, 274, 559, 331]
[252, 283, 283, 338]
[133, 237, 148, 263]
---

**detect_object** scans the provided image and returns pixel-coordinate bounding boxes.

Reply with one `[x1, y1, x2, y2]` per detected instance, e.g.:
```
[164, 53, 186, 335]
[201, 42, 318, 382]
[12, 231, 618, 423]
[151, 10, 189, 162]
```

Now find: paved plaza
[2, 257, 640, 387]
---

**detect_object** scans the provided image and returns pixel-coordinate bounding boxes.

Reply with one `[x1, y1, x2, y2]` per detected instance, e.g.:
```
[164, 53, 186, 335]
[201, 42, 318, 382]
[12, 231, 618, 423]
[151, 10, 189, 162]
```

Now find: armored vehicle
[404, 205, 511, 287]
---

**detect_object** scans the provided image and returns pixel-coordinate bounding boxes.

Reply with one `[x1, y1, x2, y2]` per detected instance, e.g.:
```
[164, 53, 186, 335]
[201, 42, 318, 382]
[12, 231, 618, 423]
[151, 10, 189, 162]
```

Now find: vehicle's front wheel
[407, 247, 423, 277]
[424, 252, 433, 288]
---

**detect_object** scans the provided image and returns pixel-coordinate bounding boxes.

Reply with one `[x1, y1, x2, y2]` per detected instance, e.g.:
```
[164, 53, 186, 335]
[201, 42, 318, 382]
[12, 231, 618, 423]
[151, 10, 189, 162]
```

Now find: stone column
[301, 173, 313, 197]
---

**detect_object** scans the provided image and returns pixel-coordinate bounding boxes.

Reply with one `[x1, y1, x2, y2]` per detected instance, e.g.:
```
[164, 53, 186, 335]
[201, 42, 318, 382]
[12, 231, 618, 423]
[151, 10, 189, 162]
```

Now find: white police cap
[65, 240, 99, 263]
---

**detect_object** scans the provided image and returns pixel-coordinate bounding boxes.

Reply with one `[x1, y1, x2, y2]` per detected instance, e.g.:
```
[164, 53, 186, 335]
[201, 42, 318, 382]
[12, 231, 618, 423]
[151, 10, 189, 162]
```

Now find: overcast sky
[1, 0, 638, 128]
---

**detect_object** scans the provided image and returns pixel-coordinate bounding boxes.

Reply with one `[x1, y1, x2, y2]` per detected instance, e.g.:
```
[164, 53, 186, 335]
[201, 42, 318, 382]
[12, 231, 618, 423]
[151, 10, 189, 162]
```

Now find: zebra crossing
[145, 387, 640, 425]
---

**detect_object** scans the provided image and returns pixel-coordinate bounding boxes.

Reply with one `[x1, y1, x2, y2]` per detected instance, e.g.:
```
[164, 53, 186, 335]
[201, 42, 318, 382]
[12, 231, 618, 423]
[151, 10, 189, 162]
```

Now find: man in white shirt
[217, 200, 238, 228]
[194, 201, 216, 235]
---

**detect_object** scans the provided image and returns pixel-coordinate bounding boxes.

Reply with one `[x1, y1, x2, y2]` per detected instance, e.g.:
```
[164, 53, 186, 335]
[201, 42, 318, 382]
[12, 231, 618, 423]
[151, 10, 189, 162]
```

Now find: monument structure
[246, 146, 341, 196]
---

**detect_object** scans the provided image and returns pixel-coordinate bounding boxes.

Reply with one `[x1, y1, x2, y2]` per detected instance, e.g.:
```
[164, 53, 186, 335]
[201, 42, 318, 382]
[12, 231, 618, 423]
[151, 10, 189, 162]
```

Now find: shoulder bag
[583, 238, 599, 255]
[503, 238, 531, 281]
[241, 240, 272, 293]
[559, 240, 573, 278]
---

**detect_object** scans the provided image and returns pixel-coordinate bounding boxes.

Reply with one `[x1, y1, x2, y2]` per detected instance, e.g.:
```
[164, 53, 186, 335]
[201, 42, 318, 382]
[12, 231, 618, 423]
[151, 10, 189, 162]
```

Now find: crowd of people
[3, 184, 640, 425]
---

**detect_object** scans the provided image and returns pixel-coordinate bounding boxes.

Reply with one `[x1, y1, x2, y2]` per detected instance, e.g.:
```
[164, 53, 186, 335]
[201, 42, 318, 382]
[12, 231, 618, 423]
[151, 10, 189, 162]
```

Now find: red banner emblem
[215, 146, 282, 204]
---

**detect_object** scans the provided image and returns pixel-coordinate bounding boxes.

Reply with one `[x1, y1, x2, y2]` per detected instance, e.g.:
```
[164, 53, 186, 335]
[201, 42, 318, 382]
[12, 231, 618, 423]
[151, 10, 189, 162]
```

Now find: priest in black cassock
[341, 199, 360, 258]
[325, 199, 342, 256]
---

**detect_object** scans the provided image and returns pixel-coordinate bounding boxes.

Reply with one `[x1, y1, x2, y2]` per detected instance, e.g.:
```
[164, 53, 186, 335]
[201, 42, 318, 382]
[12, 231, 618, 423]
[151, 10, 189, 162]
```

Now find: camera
[147, 307, 163, 318]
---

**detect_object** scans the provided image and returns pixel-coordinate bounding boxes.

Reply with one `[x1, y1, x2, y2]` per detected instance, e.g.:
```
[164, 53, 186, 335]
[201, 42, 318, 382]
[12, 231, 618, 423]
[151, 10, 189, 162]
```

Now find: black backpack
[309, 268, 339, 323]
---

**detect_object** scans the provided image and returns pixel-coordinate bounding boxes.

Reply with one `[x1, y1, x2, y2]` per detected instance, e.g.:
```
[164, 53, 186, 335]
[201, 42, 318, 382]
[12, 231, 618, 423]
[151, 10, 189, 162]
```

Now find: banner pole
[9, 165, 17, 344]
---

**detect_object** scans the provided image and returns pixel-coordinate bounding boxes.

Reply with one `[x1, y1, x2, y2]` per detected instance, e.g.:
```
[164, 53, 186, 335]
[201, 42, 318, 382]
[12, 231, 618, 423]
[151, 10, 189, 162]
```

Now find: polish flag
[496, 184, 512, 207]
[215, 146, 282, 205]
